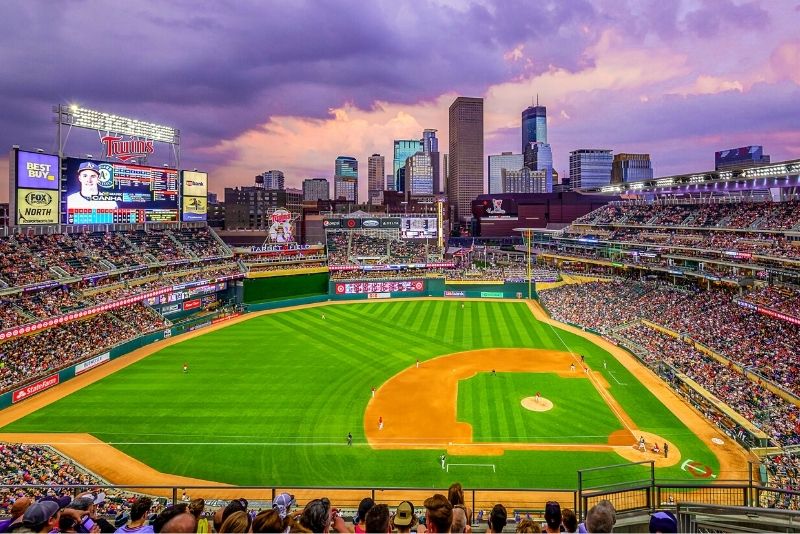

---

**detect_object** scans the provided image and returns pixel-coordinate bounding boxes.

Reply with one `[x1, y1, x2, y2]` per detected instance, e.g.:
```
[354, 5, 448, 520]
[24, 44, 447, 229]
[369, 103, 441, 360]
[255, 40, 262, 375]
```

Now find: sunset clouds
[0, 0, 798, 201]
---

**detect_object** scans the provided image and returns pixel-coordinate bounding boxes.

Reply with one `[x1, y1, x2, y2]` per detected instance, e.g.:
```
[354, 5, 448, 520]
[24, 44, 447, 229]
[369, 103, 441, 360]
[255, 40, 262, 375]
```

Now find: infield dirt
[0, 298, 753, 501]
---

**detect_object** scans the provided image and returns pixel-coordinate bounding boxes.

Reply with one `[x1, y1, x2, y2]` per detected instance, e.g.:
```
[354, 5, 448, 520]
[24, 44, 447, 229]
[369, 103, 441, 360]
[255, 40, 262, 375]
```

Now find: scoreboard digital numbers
[334, 280, 425, 295]
[64, 158, 179, 224]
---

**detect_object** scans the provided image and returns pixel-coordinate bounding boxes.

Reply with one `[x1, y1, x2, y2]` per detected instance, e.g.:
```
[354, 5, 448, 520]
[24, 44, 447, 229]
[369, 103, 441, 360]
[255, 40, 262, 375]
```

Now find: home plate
[521, 397, 553, 412]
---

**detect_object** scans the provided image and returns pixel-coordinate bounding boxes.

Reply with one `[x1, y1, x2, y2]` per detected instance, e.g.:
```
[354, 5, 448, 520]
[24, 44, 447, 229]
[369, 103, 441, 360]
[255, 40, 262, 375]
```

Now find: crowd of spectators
[0, 304, 168, 394]
[615, 323, 800, 447]
[540, 281, 800, 396]
[741, 285, 800, 317]
[761, 453, 800, 510]
[0, 481, 628, 533]
[575, 200, 800, 231]
[0, 228, 232, 289]
[327, 234, 434, 266]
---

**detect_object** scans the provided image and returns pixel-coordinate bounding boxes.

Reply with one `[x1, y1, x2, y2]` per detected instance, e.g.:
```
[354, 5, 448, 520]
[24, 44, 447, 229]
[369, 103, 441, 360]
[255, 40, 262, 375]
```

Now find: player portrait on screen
[66, 162, 118, 209]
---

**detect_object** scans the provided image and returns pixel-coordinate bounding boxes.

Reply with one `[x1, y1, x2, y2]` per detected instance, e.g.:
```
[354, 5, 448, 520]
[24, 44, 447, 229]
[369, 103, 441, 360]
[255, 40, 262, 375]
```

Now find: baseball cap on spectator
[393, 501, 415, 527]
[23, 501, 60, 526]
[40, 495, 71, 509]
[94, 492, 107, 505]
[272, 492, 295, 519]
[68, 496, 95, 511]
[544, 501, 561, 530]
[649, 511, 677, 533]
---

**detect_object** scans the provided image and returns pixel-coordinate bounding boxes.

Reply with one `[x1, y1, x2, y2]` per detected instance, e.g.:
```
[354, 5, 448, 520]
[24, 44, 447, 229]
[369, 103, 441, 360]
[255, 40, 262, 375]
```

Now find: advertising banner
[181, 171, 208, 197]
[334, 280, 424, 295]
[12, 374, 59, 403]
[367, 293, 391, 299]
[16, 188, 60, 224]
[475, 197, 519, 218]
[182, 196, 207, 222]
[16, 151, 59, 190]
[322, 219, 341, 228]
[380, 218, 401, 228]
[75, 352, 110, 375]
[444, 291, 466, 297]
[480, 291, 505, 298]
[183, 299, 201, 311]
[63, 157, 179, 224]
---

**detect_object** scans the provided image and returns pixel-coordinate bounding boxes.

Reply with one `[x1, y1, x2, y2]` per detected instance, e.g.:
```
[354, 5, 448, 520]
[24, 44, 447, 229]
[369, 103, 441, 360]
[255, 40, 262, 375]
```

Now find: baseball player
[347, 433, 352, 446]
[378, 417, 383, 430]
[183, 362, 189, 374]
[440, 454, 446, 470]
[371, 386, 376, 398]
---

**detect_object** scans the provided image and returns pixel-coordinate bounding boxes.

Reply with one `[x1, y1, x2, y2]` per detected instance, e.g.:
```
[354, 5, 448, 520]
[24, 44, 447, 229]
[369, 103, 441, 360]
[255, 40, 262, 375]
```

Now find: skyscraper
[334, 156, 358, 202]
[488, 152, 524, 194]
[255, 170, 285, 190]
[367, 154, 385, 205]
[500, 168, 549, 193]
[569, 149, 613, 190]
[422, 129, 441, 195]
[448, 97, 484, 224]
[524, 142, 554, 192]
[521, 102, 547, 152]
[611, 153, 653, 184]
[393, 140, 422, 192]
[404, 152, 434, 198]
[715, 146, 770, 171]
[302, 178, 330, 201]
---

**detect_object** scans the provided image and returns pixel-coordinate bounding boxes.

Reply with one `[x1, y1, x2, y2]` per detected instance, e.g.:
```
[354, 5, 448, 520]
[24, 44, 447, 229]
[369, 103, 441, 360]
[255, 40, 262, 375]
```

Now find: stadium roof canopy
[579, 158, 800, 196]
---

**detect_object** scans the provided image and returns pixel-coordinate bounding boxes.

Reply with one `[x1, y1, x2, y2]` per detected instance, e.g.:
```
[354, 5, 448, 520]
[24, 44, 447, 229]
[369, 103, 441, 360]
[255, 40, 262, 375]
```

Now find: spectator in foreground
[354, 498, 374, 534]
[390, 501, 416, 533]
[544, 501, 562, 533]
[21, 501, 60, 534]
[298, 498, 349, 534]
[187, 499, 208, 534]
[515, 518, 536, 533]
[365, 504, 391, 533]
[252, 509, 285, 533]
[115, 497, 153, 534]
[423, 494, 453, 533]
[219, 511, 250, 533]
[451, 505, 468, 533]
[487, 504, 507, 534]
[161, 512, 196, 534]
[562, 509, 578, 533]
[0, 497, 31, 532]
[648, 511, 677, 534]
[447, 483, 471, 526]
[584, 500, 616, 533]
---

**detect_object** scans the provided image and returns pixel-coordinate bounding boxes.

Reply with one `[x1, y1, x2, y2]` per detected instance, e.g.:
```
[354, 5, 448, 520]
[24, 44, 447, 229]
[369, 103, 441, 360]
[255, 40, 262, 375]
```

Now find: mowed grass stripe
[3, 300, 721, 488]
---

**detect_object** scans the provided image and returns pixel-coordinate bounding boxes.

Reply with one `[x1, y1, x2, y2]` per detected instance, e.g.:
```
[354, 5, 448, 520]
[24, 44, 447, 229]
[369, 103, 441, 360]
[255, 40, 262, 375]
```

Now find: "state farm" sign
[12, 374, 60, 403]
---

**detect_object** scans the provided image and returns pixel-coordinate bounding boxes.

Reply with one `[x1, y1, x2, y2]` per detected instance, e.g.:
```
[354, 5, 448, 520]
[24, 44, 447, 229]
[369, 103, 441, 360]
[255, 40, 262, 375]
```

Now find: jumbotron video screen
[63, 157, 179, 224]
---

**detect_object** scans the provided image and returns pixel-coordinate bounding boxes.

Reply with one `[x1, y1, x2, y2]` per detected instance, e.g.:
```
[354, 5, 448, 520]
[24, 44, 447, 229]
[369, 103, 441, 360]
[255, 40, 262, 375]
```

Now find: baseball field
[0, 299, 749, 490]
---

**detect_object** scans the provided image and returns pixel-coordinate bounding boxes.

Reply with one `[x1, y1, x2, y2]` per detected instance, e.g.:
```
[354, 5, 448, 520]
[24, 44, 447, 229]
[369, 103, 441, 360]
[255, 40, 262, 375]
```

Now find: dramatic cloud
[0, 0, 798, 202]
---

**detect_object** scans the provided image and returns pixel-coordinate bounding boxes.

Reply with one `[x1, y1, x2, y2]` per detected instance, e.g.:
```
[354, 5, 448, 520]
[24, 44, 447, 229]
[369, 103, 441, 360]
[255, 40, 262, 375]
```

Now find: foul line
[608, 370, 628, 386]
[537, 306, 636, 436]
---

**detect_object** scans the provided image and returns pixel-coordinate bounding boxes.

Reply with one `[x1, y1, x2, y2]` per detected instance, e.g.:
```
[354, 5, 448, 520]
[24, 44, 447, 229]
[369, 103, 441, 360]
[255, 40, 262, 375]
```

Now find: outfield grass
[458, 373, 623, 444]
[2, 300, 719, 488]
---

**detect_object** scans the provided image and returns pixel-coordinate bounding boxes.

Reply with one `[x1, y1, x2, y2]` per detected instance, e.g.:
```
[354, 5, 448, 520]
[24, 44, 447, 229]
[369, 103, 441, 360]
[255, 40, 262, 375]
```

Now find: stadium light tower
[514, 228, 537, 299]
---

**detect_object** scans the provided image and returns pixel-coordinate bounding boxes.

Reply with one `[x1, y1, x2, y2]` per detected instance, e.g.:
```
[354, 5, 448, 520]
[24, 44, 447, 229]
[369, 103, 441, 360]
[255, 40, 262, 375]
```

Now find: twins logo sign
[100, 135, 155, 162]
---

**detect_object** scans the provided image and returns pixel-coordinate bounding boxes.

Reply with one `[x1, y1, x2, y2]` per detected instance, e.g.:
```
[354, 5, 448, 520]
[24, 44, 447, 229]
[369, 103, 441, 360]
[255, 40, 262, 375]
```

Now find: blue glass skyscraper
[521, 104, 547, 152]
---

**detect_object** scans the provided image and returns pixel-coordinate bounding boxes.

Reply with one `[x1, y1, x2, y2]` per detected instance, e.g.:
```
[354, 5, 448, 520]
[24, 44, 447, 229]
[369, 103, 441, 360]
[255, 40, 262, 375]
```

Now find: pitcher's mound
[521, 397, 553, 412]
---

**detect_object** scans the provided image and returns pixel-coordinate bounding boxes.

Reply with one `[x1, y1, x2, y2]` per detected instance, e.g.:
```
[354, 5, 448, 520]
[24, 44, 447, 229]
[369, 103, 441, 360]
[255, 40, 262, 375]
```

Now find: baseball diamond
[0, 299, 747, 491]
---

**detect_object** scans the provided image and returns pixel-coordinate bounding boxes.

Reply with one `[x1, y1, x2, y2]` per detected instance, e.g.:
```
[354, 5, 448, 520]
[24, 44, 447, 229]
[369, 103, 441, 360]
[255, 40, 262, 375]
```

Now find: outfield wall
[243, 273, 328, 303]
[328, 278, 534, 300]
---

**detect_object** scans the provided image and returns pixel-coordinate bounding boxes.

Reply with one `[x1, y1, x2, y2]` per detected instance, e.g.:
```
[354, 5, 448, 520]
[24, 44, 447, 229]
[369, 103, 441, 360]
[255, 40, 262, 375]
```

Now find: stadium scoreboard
[63, 158, 180, 224]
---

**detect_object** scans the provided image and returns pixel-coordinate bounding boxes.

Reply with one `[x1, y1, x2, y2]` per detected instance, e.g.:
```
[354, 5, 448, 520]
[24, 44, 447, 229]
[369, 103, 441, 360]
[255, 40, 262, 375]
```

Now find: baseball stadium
[2, 137, 800, 532]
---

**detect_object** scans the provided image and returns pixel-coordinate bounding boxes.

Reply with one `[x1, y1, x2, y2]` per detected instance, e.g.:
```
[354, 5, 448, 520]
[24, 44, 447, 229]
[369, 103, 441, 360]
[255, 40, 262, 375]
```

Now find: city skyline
[0, 0, 799, 202]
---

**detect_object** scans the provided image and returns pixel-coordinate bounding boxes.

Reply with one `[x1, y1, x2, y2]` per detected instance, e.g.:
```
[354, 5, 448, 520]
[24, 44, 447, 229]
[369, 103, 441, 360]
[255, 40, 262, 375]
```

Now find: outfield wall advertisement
[334, 280, 424, 295]
[75, 352, 110, 375]
[12, 374, 59, 403]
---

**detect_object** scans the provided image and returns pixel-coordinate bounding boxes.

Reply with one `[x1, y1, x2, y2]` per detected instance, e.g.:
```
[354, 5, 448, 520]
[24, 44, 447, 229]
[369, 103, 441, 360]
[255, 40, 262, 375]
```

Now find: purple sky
[1, 0, 799, 202]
